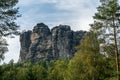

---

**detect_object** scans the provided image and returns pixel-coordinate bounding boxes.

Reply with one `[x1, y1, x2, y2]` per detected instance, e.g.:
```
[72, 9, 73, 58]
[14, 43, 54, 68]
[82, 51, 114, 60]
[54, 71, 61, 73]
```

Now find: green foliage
[32, 64, 47, 80]
[69, 32, 104, 80]
[0, 38, 8, 61]
[92, 0, 120, 79]
[0, 0, 20, 62]
[0, 0, 20, 36]
[0, 53, 119, 80]
[48, 60, 69, 80]
[16, 68, 30, 80]
[92, 0, 120, 57]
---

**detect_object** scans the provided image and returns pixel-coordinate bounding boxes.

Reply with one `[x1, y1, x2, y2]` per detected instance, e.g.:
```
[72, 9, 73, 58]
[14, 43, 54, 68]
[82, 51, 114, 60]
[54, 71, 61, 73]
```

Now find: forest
[0, 0, 120, 80]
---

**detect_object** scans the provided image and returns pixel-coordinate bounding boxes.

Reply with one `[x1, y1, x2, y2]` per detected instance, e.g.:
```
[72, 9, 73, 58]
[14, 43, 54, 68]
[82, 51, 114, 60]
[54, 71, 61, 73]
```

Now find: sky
[1, 0, 100, 64]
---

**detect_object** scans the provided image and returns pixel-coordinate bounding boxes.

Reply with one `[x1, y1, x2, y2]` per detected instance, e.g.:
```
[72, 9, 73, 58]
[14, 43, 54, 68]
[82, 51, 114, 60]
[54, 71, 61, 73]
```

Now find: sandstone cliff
[19, 23, 86, 62]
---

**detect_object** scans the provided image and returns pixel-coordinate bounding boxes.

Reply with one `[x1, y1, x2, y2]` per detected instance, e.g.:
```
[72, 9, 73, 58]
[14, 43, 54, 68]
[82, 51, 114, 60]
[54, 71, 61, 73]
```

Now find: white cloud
[17, 0, 57, 6]
[17, 0, 99, 31]
[18, 0, 99, 11]
[53, 0, 95, 10]
[1, 36, 20, 64]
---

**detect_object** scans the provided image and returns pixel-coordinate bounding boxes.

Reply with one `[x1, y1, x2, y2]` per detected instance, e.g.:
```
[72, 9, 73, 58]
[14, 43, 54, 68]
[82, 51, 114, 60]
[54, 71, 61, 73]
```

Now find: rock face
[19, 23, 86, 62]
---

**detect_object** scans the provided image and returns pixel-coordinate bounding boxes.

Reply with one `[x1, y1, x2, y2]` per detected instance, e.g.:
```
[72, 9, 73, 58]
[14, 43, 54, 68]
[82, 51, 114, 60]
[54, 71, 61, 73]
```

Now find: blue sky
[2, 0, 100, 63]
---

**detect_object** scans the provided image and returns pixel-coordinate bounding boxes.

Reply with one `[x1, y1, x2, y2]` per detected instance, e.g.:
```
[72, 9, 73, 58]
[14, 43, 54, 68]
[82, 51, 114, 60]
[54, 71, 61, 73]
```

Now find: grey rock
[19, 30, 32, 62]
[19, 23, 86, 62]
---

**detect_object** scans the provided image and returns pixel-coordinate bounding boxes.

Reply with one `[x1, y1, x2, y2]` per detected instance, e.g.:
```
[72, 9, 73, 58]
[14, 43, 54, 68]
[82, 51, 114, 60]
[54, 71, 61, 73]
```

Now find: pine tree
[0, 0, 20, 36]
[93, 0, 120, 79]
[0, 0, 20, 61]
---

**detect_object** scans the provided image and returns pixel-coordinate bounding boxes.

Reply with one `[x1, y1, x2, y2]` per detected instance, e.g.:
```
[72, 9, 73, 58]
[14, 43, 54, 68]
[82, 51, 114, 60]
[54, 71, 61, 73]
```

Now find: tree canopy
[0, 0, 20, 61]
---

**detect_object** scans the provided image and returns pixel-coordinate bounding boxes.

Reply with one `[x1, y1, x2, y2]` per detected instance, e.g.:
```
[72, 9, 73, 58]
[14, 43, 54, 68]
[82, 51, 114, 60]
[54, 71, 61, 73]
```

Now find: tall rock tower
[19, 23, 86, 62]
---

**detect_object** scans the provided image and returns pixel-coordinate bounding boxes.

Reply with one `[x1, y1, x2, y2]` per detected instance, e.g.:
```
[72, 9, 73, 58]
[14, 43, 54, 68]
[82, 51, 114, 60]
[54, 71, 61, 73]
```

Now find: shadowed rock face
[19, 30, 32, 62]
[19, 23, 86, 62]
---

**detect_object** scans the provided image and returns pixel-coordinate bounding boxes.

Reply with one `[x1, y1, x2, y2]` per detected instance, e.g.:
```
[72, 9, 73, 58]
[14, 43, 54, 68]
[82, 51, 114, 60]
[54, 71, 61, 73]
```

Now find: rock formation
[19, 23, 86, 62]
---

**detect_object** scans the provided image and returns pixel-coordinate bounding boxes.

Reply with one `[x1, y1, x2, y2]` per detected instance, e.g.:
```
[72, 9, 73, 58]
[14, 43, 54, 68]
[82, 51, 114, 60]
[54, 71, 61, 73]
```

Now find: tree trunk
[113, 16, 119, 80]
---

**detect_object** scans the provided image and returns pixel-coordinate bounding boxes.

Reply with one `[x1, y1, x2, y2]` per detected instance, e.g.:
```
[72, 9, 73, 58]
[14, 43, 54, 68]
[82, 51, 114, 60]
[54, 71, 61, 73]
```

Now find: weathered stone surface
[19, 23, 86, 62]
[51, 25, 74, 59]
[19, 30, 32, 62]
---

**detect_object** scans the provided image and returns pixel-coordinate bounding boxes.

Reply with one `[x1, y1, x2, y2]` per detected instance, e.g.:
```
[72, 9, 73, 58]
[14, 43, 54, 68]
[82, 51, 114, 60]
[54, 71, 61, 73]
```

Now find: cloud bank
[17, 0, 100, 31]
